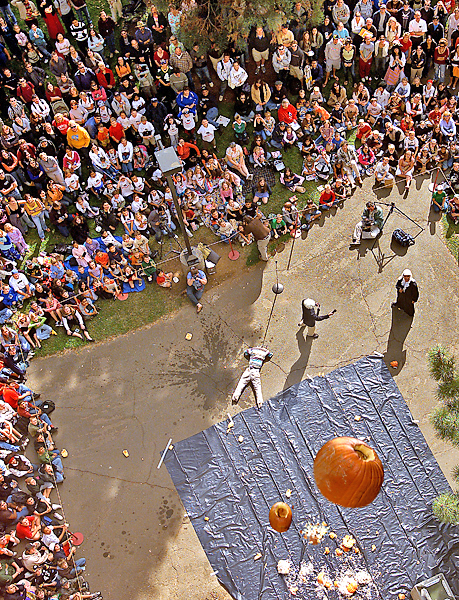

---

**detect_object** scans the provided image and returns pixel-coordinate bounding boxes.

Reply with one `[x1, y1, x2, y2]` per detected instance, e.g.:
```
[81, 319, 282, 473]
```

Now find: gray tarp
[165, 355, 459, 600]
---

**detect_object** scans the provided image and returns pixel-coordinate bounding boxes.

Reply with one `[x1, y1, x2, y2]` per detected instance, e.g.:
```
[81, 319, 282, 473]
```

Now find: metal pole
[166, 174, 193, 258]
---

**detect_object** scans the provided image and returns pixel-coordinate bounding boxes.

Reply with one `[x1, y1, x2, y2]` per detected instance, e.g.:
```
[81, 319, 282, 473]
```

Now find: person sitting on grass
[449, 195, 459, 224]
[140, 254, 157, 282]
[156, 270, 173, 288]
[252, 177, 272, 204]
[232, 113, 249, 145]
[270, 214, 288, 238]
[318, 184, 339, 212]
[281, 167, 305, 193]
[61, 305, 93, 342]
[123, 264, 141, 290]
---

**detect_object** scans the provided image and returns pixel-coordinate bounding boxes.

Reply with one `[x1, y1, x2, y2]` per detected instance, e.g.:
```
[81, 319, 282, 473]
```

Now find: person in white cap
[392, 269, 419, 316]
[298, 299, 336, 339]
[232, 346, 273, 408]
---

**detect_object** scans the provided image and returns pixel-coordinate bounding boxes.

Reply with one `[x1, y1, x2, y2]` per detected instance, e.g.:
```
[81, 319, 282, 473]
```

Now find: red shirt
[278, 103, 298, 124]
[96, 69, 115, 89]
[319, 189, 336, 205]
[17, 83, 35, 104]
[356, 122, 371, 139]
[176, 141, 200, 160]
[109, 122, 125, 143]
[53, 117, 70, 135]
[16, 516, 34, 539]
[2, 387, 19, 409]
[62, 150, 80, 171]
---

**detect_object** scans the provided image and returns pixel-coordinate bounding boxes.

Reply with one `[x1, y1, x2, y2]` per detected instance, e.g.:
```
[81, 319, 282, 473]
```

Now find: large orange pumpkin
[269, 502, 292, 532]
[313, 437, 384, 508]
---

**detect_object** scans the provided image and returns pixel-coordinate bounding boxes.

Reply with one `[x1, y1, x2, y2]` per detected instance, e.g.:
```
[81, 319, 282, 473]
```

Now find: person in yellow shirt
[66, 121, 91, 158]
[23, 193, 49, 240]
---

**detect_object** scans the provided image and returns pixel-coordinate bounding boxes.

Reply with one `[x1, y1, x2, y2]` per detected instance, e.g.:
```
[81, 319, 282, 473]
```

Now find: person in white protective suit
[231, 346, 273, 408]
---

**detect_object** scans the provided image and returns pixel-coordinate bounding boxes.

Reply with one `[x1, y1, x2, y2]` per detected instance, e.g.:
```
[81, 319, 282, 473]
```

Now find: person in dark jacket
[147, 97, 167, 133]
[248, 26, 271, 75]
[298, 298, 336, 338]
[392, 269, 419, 316]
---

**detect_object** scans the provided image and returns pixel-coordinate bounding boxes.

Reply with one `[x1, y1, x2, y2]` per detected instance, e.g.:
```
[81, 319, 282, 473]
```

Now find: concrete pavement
[28, 172, 459, 600]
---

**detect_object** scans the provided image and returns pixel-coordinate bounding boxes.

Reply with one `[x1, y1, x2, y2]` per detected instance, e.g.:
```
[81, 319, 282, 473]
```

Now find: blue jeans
[432, 198, 449, 213]
[31, 212, 47, 240]
[0, 441, 19, 452]
[121, 161, 133, 173]
[104, 31, 115, 54]
[265, 100, 279, 111]
[195, 65, 211, 83]
[185, 71, 195, 91]
[186, 285, 203, 305]
[434, 63, 446, 82]
[0, 307, 12, 324]
[95, 165, 119, 180]
[35, 42, 51, 59]
[0, 4, 17, 25]
[75, 6, 92, 25]
[67, 558, 86, 578]
[50, 452, 64, 473]
[206, 107, 219, 129]
[36, 324, 52, 340]
[240, 111, 255, 123]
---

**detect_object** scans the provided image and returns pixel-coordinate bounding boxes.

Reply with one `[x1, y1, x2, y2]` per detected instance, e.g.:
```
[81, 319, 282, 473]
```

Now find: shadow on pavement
[283, 328, 313, 389]
[383, 306, 414, 375]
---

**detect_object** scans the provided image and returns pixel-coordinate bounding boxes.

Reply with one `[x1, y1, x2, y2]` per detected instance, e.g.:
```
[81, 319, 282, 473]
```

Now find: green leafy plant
[427, 345, 456, 383]
[155, 0, 324, 51]
[427, 345, 459, 524]
[430, 405, 459, 447]
[433, 493, 459, 525]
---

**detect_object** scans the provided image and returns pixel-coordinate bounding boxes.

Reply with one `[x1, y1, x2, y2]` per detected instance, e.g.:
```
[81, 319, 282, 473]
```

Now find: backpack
[392, 228, 415, 247]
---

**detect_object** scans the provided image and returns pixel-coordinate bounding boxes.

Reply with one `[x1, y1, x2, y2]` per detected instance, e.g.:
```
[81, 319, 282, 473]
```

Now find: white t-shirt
[9, 273, 30, 292]
[129, 113, 142, 131]
[181, 113, 195, 131]
[87, 173, 104, 190]
[409, 18, 427, 34]
[197, 123, 216, 142]
[138, 121, 155, 138]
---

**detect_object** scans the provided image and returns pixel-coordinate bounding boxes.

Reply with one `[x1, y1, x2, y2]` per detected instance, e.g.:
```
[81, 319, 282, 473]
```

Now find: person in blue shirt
[28, 24, 51, 59]
[176, 87, 199, 115]
[84, 114, 102, 139]
[186, 266, 206, 313]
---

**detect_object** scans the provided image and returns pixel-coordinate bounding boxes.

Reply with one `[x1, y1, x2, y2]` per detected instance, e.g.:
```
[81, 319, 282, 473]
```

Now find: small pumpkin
[313, 437, 384, 508]
[269, 502, 292, 532]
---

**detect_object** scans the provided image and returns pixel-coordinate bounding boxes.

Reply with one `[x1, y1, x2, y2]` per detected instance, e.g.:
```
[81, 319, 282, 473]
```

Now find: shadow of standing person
[283, 328, 313, 389]
[383, 307, 413, 375]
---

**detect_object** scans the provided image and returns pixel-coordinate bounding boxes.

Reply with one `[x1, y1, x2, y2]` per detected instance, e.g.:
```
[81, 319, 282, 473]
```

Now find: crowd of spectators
[0, 370, 99, 600]
[0, 0, 453, 336]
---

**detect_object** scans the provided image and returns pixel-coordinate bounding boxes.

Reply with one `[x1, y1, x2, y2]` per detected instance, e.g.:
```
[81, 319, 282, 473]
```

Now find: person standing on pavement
[186, 266, 207, 313]
[242, 215, 270, 261]
[298, 298, 336, 339]
[392, 269, 419, 316]
[232, 346, 273, 408]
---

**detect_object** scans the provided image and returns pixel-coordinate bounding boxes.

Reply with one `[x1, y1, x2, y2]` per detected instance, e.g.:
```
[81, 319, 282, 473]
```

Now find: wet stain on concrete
[156, 319, 242, 411]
